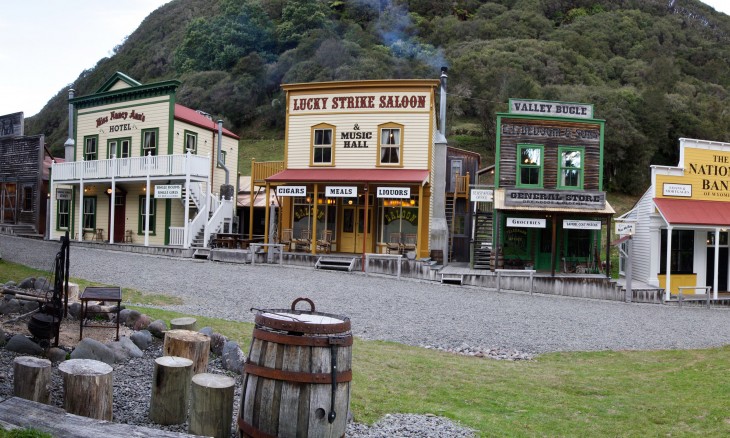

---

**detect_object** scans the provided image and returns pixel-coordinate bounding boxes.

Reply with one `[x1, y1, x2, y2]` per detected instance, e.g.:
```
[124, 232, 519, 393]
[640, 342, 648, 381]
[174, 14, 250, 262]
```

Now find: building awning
[266, 168, 430, 185]
[611, 234, 631, 246]
[654, 198, 730, 227]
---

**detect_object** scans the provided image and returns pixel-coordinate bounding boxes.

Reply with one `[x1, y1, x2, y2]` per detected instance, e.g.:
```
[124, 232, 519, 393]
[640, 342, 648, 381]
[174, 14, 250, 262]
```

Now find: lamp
[106, 188, 112, 194]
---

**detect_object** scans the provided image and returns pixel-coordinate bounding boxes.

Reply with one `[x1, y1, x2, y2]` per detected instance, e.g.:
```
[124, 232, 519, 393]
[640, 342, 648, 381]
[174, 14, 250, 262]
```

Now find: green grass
[0, 260, 182, 307]
[0, 428, 52, 438]
[238, 138, 284, 175]
[7, 252, 730, 436]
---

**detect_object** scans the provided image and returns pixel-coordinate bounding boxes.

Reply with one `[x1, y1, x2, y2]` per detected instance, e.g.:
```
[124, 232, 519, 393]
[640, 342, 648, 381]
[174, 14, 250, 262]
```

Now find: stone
[66, 282, 80, 301]
[133, 314, 152, 331]
[147, 319, 167, 338]
[70, 338, 116, 365]
[6, 334, 43, 356]
[18, 277, 36, 289]
[46, 347, 68, 363]
[122, 309, 142, 328]
[198, 327, 214, 337]
[221, 341, 245, 374]
[0, 298, 21, 315]
[20, 300, 40, 313]
[118, 336, 143, 358]
[0, 326, 6, 347]
[130, 330, 153, 350]
[34, 278, 52, 291]
[68, 302, 82, 320]
[107, 337, 143, 362]
[209, 332, 227, 356]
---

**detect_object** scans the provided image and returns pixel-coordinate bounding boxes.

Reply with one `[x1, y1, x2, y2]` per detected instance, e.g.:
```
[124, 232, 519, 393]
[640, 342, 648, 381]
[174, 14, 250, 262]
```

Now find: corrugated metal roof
[654, 198, 730, 227]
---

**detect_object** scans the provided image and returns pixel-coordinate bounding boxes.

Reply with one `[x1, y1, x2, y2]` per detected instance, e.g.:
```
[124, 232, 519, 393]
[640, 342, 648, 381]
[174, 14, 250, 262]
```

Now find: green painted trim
[495, 112, 605, 124]
[55, 198, 71, 231]
[77, 99, 170, 116]
[183, 130, 198, 154]
[164, 199, 171, 245]
[598, 120, 605, 191]
[83, 134, 99, 161]
[515, 144, 544, 188]
[71, 79, 181, 109]
[495, 115, 502, 188]
[96, 72, 142, 93]
[137, 195, 157, 236]
[557, 146, 584, 190]
[140, 128, 160, 156]
[82, 196, 97, 230]
[107, 137, 132, 159]
[168, 92, 176, 155]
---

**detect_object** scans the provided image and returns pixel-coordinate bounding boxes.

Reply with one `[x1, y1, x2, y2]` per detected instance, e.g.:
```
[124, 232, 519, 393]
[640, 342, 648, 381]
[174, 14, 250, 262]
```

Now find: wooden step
[315, 257, 357, 271]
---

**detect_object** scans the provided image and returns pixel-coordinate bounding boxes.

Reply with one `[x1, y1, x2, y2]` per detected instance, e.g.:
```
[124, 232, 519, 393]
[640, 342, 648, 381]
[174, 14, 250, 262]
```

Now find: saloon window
[84, 135, 98, 161]
[517, 144, 543, 188]
[378, 123, 403, 166]
[311, 124, 335, 166]
[141, 129, 158, 156]
[559, 147, 583, 189]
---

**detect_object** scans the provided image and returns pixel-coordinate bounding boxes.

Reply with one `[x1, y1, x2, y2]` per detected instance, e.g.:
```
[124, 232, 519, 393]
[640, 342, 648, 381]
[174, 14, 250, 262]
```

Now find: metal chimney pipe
[64, 88, 75, 162]
[439, 67, 448, 136]
[217, 120, 229, 186]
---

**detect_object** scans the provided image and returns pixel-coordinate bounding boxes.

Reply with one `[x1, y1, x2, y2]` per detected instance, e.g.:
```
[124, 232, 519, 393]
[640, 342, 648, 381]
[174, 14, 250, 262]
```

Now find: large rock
[0, 326, 6, 347]
[34, 278, 52, 291]
[221, 341, 245, 374]
[147, 319, 167, 339]
[67, 302, 82, 320]
[133, 314, 152, 331]
[122, 309, 141, 328]
[107, 337, 143, 362]
[70, 338, 116, 365]
[0, 298, 21, 315]
[17, 277, 36, 289]
[20, 300, 40, 313]
[209, 332, 227, 356]
[46, 347, 68, 363]
[130, 330, 153, 350]
[6, 334, 43, 356]
[199, 327, 214, 337]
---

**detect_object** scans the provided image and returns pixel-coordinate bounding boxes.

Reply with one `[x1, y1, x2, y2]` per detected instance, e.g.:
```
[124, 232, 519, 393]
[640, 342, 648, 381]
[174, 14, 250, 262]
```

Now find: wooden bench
[0, 397, 202, 437]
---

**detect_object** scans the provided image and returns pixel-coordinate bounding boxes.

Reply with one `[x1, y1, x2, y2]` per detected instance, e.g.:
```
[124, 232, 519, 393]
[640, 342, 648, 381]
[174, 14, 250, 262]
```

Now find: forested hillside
[25, 0, 730, 194]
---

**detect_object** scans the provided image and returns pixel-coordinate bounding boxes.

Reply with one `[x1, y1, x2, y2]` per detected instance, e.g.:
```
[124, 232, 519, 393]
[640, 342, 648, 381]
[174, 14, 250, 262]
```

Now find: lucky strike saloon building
[621, 138, 730, 300]
[493, 99, 614, 275]
[49, 72, 239, 248]
[261, 79, 445, 259]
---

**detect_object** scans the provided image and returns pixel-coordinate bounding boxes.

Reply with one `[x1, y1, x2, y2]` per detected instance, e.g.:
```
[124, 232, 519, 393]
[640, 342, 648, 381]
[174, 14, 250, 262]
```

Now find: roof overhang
[266, 168, 430, 185]
[654, 198, 730, 228]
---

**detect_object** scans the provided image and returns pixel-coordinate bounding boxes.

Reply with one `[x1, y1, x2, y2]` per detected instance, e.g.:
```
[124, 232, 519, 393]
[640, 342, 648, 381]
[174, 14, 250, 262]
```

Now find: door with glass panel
[340, 206, 373, 253]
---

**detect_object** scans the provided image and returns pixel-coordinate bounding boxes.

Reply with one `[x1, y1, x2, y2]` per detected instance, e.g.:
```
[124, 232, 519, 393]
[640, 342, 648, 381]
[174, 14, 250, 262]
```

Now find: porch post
[312, 183, 319, 255]
[249, 158, 255, 240]
[263, 182, 271, 247]
[417, 184, 424, 258]
[77, 158, 84, 242]
[109, 155, 116, 244]
[144, 152, 151, 247]
[49, 161, 55, 239]
[183, 151, 191, 249]
[714, 228, 720, 300]
[665, 226, 672, 301]
[606, 215, 611, 278]
[362, 183, 369, 269]
[550, 214, 558, 277]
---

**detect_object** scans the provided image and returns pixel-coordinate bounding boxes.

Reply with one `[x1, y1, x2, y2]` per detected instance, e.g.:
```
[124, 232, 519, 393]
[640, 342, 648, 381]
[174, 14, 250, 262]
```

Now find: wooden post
[58, 359, 113, 420]
[163, 329, 211, 374]
[149, 356, 194, 425]
[13, 356, 52, 404]
[189, 373, 235, 438]
[170, 317, 197, 331]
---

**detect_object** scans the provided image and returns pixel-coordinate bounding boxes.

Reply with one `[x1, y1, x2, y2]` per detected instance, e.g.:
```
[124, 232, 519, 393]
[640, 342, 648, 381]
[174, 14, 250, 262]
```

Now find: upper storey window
[142, 128, 158, 156]
[517, 144, 543, 188]
[378, 123, 403, 166]
[311, 124, 335, 166]
[559, 147, 583, 189]
[84, 135, 98, 161]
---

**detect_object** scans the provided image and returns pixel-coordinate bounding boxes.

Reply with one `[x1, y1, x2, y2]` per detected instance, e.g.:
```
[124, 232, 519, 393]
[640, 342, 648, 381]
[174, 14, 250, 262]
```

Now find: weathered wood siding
[0, 134, 44, 232]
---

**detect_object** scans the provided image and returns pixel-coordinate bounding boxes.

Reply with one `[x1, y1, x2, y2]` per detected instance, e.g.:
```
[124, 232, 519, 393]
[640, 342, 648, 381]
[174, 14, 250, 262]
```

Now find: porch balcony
[52, 154, 210, 182]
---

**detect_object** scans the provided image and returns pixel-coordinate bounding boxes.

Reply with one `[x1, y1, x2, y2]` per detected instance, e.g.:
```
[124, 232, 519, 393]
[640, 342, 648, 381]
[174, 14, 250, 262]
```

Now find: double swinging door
[340, 206, 373, 253]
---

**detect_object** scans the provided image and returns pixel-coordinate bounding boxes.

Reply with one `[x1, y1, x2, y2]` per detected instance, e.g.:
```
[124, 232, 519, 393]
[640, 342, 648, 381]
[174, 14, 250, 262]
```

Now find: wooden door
[340, 206, 372, 253]
[109, 193, 126, 242]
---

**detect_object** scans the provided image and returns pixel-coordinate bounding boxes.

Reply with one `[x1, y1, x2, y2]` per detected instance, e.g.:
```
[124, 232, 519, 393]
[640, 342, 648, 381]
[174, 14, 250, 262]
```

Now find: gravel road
[3, 235, 730, 354]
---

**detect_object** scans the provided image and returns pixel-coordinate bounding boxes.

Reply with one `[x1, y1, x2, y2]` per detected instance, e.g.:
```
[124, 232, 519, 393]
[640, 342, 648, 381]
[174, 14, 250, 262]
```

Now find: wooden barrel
[238, 297, 352, 438]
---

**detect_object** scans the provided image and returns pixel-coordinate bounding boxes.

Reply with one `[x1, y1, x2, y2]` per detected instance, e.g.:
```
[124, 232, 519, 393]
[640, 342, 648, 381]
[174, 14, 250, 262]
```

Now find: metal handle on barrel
[291, 297, 315, 312]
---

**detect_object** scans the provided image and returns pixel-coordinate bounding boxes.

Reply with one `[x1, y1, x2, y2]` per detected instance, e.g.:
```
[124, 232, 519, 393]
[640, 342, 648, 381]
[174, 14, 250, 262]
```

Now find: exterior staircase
[472, 212, 493, 270]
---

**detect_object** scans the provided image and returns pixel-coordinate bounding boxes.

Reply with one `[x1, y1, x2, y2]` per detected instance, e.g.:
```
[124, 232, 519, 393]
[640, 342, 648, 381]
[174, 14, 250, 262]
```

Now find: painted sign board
[507, 217, 546, 228]
[276, 186, 306, 196]
[0, 112, 24, 138]
[377, 187, 410, 198]
[504, 189, 606, 210]
[563, 220, 602, 230]
[616, 222, 636, 236]
[662, 183, 691, 197]
[655, 147, 730, 201]
[326, 186, 357, 197]
[509, 99, 593, 119]
[56, 188, 72, 200]
[155, 185, 182, 199]
[471, 189, 494, 202]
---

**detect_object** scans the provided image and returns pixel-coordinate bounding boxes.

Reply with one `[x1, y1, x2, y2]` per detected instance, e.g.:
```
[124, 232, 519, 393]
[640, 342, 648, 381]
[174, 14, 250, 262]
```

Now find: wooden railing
[251, 159, 285, 184]
[454, 172, 470, 199]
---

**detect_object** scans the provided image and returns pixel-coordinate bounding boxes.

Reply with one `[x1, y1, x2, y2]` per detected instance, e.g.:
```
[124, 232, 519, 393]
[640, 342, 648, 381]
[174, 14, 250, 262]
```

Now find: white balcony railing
[52, 154, 210, 182]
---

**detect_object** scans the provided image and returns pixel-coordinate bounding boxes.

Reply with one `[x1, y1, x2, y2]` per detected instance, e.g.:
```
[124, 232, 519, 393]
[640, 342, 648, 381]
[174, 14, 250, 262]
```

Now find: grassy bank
[3, 261, 730, 436]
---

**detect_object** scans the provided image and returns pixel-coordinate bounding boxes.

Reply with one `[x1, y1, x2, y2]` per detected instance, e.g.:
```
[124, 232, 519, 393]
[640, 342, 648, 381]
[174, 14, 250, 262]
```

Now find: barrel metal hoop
[244, 362, 352, 383]
[255, 312, 351, 334]
[253, 328, 353, 347]
[238, 417, 277, 438]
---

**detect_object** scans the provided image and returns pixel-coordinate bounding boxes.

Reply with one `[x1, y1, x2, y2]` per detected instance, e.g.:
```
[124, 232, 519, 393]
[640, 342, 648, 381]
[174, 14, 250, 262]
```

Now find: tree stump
[170, 317, 197, 331]
[189, 373, 235, 438]
[58, 359, 113, 420]
[163, 329, 210, 374]
[13, 356, 52, 404]
[149, 356, 194, 425]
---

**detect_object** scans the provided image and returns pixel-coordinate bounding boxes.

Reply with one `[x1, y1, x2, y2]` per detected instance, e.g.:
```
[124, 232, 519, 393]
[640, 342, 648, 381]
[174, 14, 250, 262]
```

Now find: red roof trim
[266, 168, 430, 184]
[174, 104, 239, 139]
[654, 198, 730, 226]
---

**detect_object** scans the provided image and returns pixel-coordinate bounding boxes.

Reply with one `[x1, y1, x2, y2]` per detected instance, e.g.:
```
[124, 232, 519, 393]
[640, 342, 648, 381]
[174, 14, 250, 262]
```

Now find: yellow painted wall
[657, 274, 699, 295]
[655, 147, 730, 201]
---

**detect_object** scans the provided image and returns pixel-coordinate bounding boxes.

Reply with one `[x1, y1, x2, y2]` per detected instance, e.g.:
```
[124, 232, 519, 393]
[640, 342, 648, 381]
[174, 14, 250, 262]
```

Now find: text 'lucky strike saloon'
[492, 99, 614, 275]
